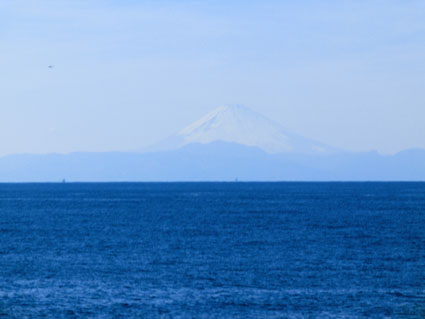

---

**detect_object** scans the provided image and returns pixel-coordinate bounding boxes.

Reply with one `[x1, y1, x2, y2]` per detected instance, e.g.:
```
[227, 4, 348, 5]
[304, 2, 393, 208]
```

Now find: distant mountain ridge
[1, 105, 424, 182]
[1, 142, 424, 182]
[146, 105, 338, 155]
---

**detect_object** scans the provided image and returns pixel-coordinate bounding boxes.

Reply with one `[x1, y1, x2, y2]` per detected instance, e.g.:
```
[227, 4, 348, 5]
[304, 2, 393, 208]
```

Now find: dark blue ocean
[0, 183, 424, 318]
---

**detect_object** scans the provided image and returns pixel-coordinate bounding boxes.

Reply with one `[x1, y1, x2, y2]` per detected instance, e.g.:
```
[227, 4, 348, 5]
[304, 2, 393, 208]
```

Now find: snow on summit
[149, 105, 336, 154]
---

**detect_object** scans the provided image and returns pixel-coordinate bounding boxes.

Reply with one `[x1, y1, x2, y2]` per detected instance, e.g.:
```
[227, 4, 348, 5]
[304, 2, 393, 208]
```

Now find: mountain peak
[179, 105, 257, 135]
[149, 105, 337, 154]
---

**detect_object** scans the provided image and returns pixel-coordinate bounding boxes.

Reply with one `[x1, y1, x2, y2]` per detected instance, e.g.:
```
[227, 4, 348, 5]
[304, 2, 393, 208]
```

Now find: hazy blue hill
[149, 142, 328, 181]
[0, 142, 424, 182]
[284, 149, 425, 181]
[0, 142, 324, 182]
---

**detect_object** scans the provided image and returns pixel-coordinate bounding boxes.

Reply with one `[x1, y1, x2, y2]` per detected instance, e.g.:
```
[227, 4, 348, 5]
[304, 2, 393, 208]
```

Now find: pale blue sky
[1, 0, 425, 156]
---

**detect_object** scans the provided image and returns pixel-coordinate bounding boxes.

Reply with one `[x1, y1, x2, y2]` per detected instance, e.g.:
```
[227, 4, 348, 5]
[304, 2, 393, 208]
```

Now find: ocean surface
[0, 182, 424, 318]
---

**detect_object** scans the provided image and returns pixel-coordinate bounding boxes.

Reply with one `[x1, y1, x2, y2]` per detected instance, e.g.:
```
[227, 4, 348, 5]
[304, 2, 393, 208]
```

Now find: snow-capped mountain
[3, 104, 425, 181]
[148, 105, 337, 154]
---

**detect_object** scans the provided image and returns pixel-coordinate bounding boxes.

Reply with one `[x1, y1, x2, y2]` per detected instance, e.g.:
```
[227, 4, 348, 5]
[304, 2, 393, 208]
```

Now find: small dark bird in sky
[48, 65, 54, 69]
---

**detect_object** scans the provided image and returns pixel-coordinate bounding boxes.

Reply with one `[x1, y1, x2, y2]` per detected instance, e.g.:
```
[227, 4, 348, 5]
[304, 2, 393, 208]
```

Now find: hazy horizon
[2, 0, 425, 156]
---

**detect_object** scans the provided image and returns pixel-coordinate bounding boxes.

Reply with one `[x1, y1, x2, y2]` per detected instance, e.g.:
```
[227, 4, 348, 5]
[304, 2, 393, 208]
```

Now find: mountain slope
[147, 105, 337, 155]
